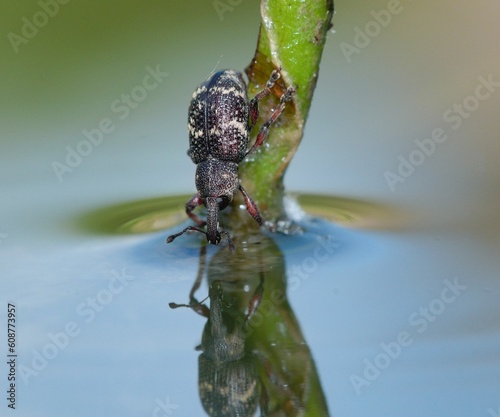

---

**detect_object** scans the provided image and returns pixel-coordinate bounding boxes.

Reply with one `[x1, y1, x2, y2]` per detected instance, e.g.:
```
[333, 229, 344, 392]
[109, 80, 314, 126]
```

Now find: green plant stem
[228, 0, 334, 232]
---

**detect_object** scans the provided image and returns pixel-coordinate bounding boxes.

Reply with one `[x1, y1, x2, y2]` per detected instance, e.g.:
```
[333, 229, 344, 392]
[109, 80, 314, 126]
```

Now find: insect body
[167, 68, 294, 247]
[197, 279, 262, 417]
[169, 244, 266, 416]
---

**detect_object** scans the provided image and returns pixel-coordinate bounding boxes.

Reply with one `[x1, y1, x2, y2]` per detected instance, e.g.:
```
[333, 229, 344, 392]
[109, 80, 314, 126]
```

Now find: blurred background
[1, 1, 499, 416]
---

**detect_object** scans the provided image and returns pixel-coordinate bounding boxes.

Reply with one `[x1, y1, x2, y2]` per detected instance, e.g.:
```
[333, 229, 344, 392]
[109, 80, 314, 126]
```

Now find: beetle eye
[216, 196, 230, 210]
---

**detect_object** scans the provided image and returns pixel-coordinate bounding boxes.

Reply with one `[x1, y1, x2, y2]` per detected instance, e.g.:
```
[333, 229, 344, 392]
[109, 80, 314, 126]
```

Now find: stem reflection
[170, 232, 330, 416]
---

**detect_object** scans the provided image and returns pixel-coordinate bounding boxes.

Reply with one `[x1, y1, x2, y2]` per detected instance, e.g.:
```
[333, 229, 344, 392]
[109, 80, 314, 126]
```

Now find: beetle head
[196, 159, 240, 200]
[196, 159, 239, 245]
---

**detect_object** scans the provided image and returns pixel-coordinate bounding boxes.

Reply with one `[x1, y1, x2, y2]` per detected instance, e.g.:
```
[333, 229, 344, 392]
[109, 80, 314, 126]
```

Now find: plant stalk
[228, 0, 334, 233]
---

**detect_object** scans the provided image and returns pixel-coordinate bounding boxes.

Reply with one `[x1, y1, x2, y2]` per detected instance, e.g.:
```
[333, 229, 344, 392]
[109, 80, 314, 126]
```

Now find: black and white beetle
[167, 68, 295, 247]
[169, 244, 268, 415]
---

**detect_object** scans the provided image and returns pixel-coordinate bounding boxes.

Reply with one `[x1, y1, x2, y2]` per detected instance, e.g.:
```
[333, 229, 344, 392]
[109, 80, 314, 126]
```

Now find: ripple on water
[79, 192, 403, 236]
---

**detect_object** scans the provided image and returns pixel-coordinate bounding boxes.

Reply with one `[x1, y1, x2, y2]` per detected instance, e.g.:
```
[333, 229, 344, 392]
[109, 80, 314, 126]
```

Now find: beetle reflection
[169, 233, 330, 416]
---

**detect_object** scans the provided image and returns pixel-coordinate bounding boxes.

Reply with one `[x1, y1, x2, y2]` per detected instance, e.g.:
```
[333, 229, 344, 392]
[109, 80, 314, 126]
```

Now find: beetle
[187, 279, 264, 416]
[169, 244, 267, 416]
[167, 67, 295, 247]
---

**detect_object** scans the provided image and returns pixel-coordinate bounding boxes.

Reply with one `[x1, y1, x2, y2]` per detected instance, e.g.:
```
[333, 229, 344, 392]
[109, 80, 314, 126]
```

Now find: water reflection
[169, 232, 330, 416]
[77, 193, 399, 415]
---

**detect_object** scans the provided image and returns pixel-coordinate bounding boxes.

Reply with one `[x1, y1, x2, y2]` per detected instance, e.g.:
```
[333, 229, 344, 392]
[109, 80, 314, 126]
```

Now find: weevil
[167, 68, 295, 247]
[169, 244, 267, 416]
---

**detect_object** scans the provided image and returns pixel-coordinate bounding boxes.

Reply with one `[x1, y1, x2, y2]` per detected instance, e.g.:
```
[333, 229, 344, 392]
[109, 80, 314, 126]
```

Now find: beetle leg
[259, 379, 270, 417]
[219, 230, 235, 252]
[246, 86, 295, 157]
[188, 243, 210, 316]
[188, 243, 207, 301]
[239, 184, 262, 225]
[248, 67, 282, 129]
[245, 272, 264, 324]
[186, 194, 206, 226]
[168, 244, 211, 317]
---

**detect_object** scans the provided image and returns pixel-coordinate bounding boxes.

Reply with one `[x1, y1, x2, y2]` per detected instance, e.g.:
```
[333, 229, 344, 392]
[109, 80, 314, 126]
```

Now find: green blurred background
[2, 0, 499, 188]
[2, 0, 499, 233]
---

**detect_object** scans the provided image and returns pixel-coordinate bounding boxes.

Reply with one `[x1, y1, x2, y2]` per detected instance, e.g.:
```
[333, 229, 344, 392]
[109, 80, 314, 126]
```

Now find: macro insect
[169, 244, 267, 416]
[167, 67, 295, 247]
[172, 278, 265, 416]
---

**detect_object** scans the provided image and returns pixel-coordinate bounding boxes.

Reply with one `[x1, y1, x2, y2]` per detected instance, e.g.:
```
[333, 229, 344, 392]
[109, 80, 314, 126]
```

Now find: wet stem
[227, 0, 334, 234]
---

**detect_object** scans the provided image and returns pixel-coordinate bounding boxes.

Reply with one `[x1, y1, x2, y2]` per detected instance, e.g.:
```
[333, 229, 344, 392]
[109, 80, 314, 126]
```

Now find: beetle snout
[206, 231, 221, 245]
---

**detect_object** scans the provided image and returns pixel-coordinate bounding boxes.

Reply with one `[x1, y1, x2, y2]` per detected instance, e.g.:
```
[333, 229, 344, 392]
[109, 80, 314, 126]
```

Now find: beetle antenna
[166, 225, 208, 243]
[169, 295, 209, 310]
[205, 54, 224, 80]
